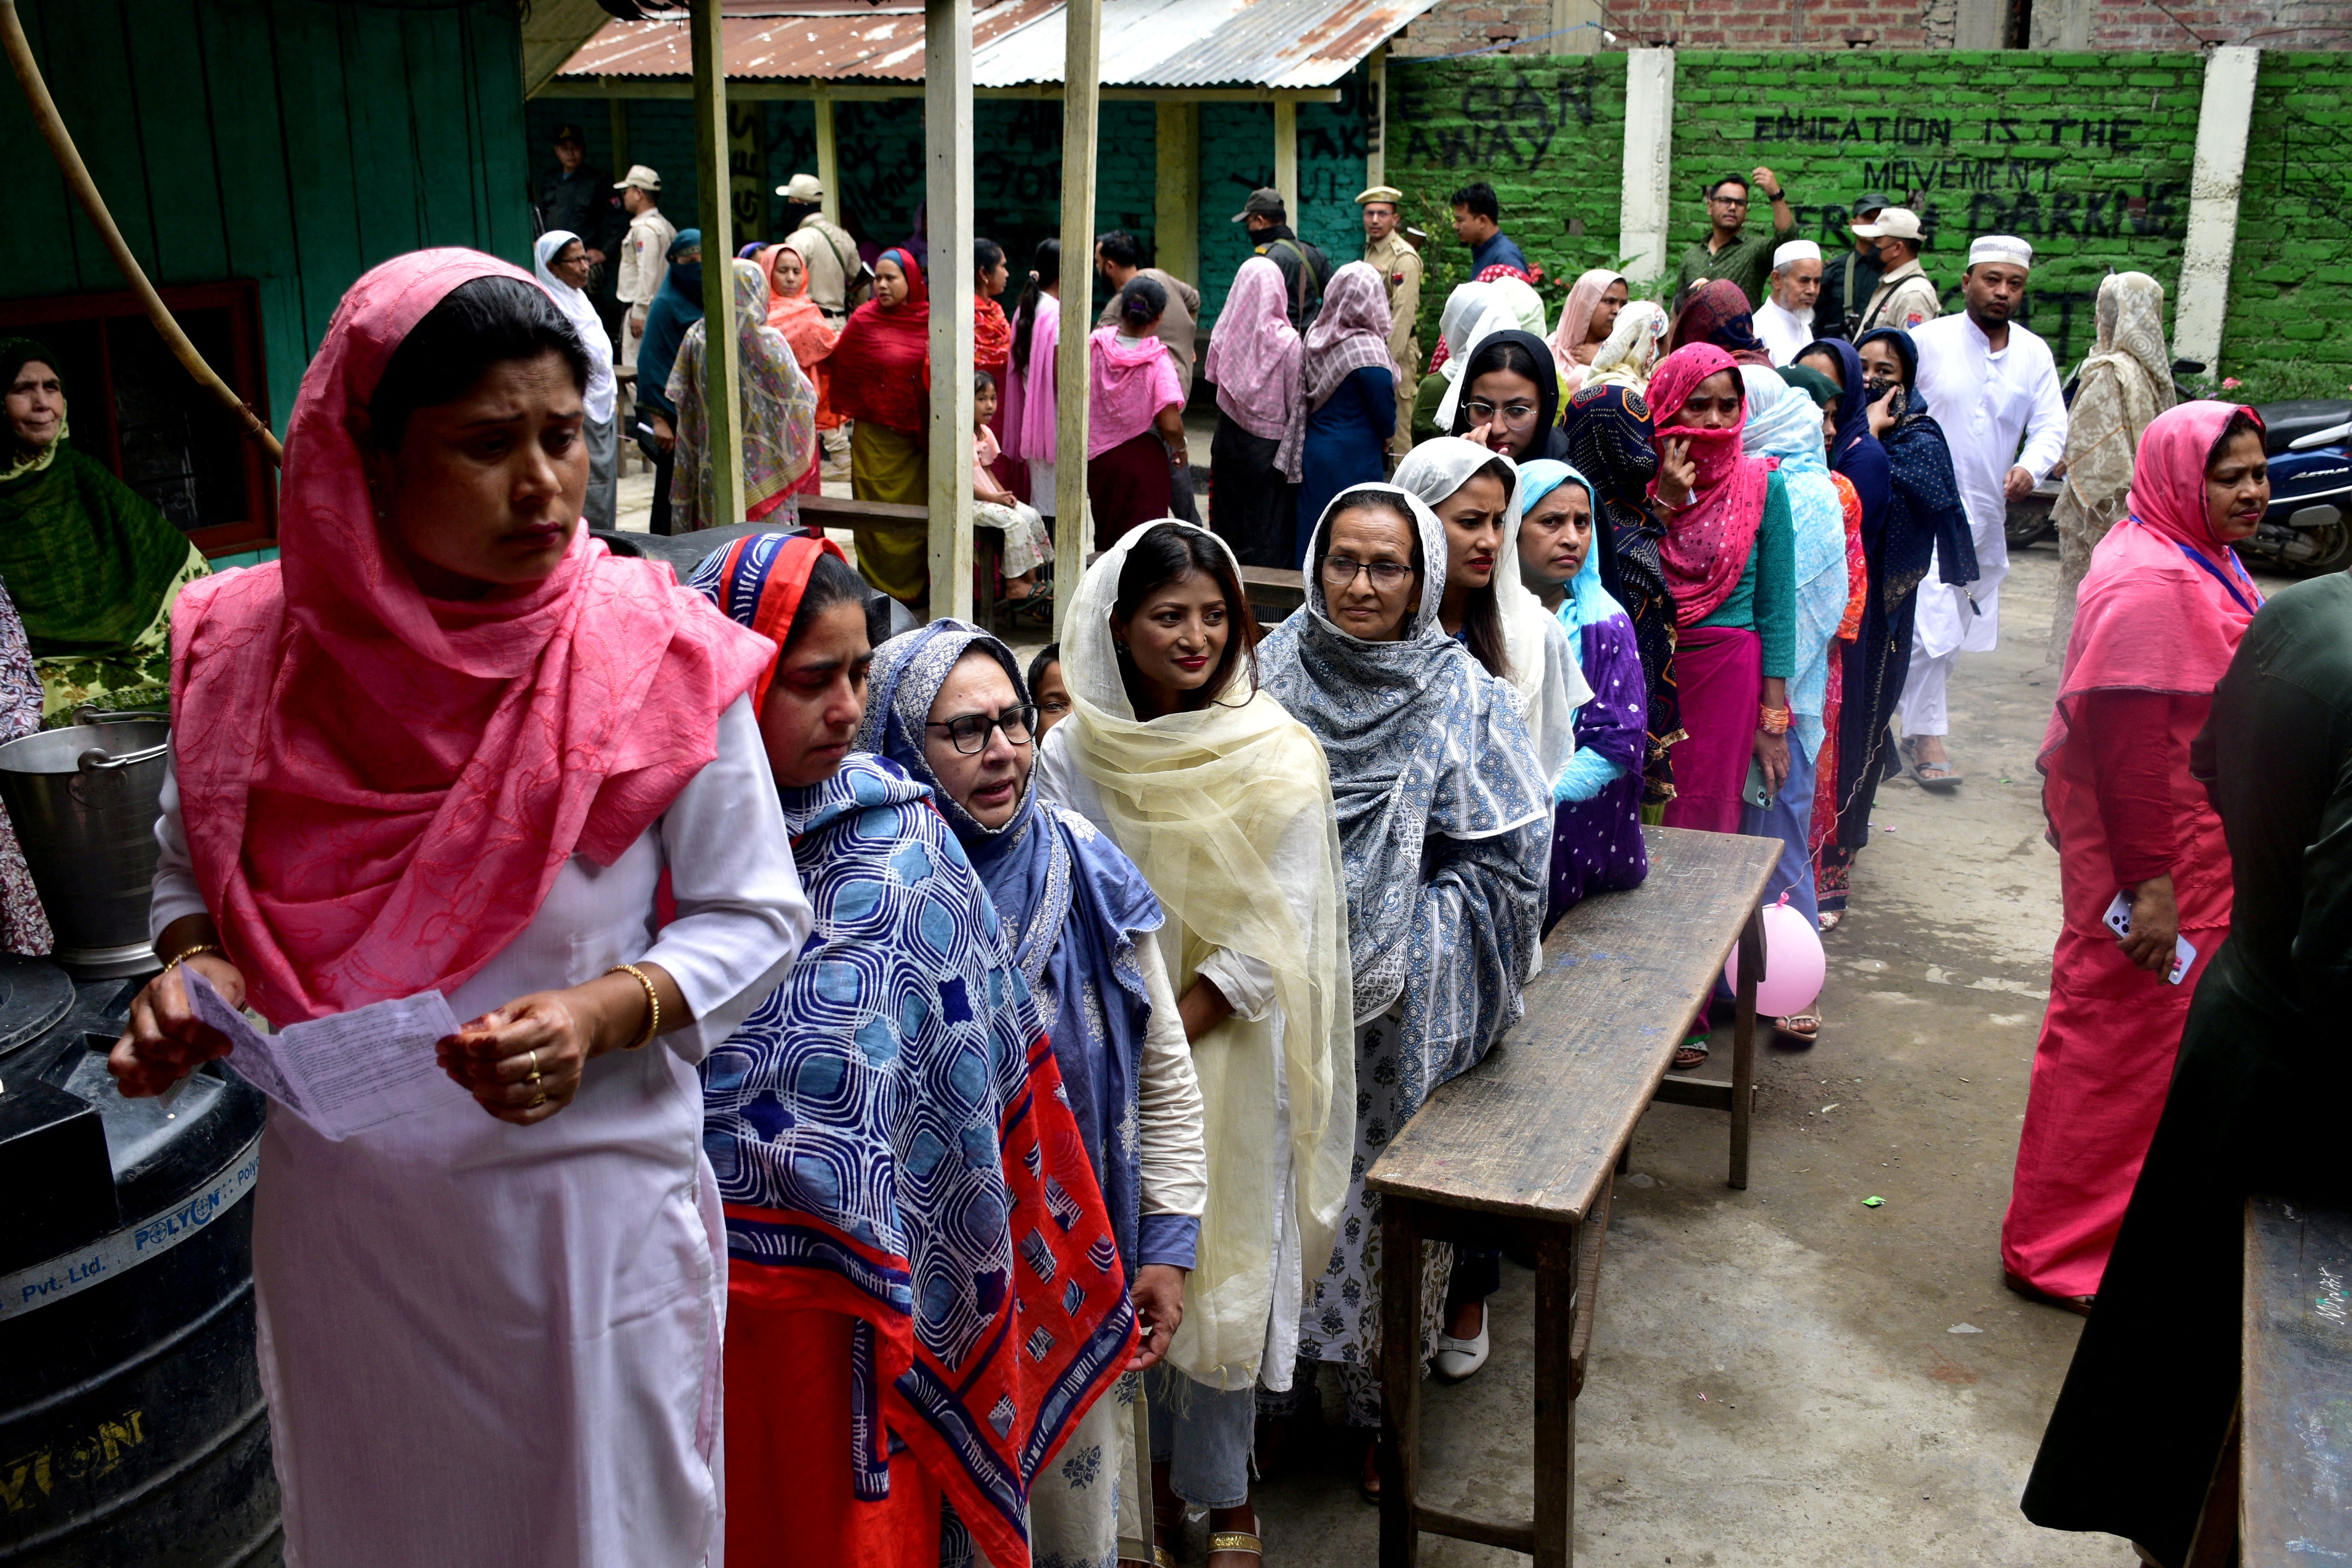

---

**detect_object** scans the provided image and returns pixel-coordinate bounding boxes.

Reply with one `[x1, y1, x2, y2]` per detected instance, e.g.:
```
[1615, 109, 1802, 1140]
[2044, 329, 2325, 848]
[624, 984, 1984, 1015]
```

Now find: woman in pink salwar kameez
[2003, 400, 2268, 1311]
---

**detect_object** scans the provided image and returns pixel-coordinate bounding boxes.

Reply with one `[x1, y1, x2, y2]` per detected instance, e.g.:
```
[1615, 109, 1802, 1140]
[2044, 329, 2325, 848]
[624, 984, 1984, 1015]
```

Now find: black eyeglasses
[926, 706, 1039, 754]
[1320, 555, 1415, 589]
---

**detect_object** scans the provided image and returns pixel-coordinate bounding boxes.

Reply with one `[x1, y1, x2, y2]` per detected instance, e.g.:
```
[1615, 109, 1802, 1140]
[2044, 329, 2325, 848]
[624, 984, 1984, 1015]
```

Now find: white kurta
[149, 697, 810, 1568]
[1755, 297, 1815, 366]
[1910, 312, 2069, 656]
[1036, 727, 1307, 1393]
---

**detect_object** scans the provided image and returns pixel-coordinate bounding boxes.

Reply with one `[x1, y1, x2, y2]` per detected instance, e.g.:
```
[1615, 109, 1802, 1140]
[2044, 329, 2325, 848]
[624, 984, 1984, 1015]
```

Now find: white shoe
[1431, 1305, 1489, 1381]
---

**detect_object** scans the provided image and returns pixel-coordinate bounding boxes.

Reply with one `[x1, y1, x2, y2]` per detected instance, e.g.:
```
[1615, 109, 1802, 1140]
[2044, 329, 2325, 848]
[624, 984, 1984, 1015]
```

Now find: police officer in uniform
[1358, 185, 1422, 457]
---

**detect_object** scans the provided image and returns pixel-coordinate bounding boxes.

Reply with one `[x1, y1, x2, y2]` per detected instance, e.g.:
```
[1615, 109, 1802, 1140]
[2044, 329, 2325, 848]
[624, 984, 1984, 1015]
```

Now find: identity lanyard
[2149, 522, 2262, 616]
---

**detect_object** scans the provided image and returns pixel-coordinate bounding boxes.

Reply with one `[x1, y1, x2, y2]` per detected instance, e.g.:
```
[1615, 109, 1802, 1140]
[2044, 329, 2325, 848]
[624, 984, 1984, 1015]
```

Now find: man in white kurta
[1756, 239, 1823, 366]
[1901, 235, 2069, 781]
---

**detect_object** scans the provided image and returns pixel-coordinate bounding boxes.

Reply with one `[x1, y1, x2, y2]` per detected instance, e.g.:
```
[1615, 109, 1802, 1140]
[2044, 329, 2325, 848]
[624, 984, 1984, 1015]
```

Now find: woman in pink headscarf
[1548, 267, 1629, 395]
[1201, 254, 1303, 567]
[1086, 273, 1187, 549]
[106, 251, 811, 1566]
[2002, 401, 2266, 1313]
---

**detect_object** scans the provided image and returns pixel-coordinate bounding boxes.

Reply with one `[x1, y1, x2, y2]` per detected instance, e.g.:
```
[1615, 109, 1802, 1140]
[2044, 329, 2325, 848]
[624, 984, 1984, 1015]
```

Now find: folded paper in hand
[182, 968, 467, 1140]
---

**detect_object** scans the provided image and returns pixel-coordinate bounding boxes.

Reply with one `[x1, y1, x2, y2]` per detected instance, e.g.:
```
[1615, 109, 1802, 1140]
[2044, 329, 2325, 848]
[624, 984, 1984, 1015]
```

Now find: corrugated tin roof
[554, 0, 1435, 88]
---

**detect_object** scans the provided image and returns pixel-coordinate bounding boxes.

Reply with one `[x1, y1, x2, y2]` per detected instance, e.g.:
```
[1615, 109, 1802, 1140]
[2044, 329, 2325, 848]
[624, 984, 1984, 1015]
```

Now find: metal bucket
[0, 712, 171, 978]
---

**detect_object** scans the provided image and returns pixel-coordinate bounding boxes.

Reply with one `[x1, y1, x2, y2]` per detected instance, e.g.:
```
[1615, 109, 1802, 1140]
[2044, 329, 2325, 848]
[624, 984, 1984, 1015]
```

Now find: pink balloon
[1722, 897, 1826, 1017]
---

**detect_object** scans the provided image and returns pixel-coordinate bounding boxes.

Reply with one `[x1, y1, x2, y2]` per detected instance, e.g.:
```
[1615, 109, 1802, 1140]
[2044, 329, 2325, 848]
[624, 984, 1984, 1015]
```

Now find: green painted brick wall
[1387, 54, 1632, 350]
[1672, 50, 2205, 369]
[2222, 53, 2352, 398]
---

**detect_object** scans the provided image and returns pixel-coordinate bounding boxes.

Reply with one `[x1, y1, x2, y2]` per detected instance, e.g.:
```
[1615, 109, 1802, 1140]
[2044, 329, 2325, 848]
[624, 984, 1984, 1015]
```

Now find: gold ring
[526, 1047, 539, 1077]
[528, 1092, 548, 1108]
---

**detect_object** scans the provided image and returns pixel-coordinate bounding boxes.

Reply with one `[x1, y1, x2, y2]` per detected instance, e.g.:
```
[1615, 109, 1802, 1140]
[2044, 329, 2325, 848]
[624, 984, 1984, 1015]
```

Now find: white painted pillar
[689, 0, 744, 526]
[1617, 48, 1675, 285]
[814, 95, 840, 224]
[1365, 44, 1386, 188]
[1054, 0, 1102, 633]
[1274, 98, 1299, 224]
[1155, 101, 1199, 285]
[2177, 46, 2259, 371]
[926, 0, 975, 618]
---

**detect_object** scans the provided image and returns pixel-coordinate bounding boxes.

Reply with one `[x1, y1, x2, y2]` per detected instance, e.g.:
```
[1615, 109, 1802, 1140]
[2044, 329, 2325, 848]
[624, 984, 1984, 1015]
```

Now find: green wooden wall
[0, 0, 534, 437]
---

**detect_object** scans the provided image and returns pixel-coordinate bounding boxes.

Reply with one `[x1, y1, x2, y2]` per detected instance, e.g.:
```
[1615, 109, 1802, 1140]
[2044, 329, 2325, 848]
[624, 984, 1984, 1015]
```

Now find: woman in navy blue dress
[1292, 261, 1397, 565]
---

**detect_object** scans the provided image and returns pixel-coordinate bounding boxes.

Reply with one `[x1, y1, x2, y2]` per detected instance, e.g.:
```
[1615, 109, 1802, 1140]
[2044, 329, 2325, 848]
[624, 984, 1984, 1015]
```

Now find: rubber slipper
[1774, 1014, 1822, 1045]
[1900, 735, 1962, 790]
[1671, 1037, 1708, 1071]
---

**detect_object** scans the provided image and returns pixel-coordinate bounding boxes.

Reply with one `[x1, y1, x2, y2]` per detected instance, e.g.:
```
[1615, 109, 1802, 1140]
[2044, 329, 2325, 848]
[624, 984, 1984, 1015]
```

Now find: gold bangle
[605, 963, 661, 1051]
[163, 942, 222, 973]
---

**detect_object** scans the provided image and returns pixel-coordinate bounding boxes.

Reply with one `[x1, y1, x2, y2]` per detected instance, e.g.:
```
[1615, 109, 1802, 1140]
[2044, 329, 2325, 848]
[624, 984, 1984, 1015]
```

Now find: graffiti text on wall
[1394, 74, 1597, 174]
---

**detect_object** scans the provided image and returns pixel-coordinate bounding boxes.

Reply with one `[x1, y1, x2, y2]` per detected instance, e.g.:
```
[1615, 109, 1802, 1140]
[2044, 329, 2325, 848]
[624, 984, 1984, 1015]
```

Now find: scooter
[2244, 398, 2352, 577]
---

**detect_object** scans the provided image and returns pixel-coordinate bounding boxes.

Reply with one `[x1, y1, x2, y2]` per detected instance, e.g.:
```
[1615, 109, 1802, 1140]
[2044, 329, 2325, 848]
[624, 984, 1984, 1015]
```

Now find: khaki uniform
[1859, 258, 1942, 334]
[786, 213, 863, 326]
[1365, 230, 1422, 456]
[616, 206, 676, 369]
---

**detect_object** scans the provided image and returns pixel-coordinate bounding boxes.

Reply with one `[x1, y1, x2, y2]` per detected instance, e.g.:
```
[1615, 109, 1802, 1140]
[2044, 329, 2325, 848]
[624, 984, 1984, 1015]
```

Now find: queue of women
[86, 236, 2281, 1567]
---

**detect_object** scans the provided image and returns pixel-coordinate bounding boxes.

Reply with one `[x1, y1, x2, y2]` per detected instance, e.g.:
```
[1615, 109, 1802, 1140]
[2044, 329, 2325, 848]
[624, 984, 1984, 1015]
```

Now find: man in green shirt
[1673, 167, 1799, 311]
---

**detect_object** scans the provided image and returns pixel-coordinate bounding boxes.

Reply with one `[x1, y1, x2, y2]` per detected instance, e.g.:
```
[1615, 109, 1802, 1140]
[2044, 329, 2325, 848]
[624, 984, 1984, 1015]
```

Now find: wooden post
[690, 0, 745, 527]
[926, 0, 975, 619]
[1365, 44, 1386, 188]
[814, 94, 840, 224]
[609, 98, 631, 179]
[1153, 101, 1199, 285]
[1053, 0, 1102, 634]
[1273, 97, 1298, 225]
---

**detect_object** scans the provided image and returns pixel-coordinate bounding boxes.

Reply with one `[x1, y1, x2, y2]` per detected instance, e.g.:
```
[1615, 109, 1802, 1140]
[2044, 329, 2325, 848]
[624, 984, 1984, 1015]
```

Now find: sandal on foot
[2004, 1269, 2094, 1317]
[1817, 909, 1844, 933]
[1899, 735, 1962, 790]
[1774, 1013, 1822, 1045]
[1207, 1532, 1263, 1564]
[1672, 1037, 1709, 1071]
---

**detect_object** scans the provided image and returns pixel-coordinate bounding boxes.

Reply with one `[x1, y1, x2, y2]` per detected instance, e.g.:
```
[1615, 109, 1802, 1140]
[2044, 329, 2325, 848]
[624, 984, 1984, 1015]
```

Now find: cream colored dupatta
[1056, 521, 1354, 1390]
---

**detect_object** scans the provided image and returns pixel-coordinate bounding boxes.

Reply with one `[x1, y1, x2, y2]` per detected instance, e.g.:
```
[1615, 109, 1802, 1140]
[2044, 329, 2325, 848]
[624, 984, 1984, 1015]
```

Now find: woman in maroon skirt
[1086, 277, 1187, 549]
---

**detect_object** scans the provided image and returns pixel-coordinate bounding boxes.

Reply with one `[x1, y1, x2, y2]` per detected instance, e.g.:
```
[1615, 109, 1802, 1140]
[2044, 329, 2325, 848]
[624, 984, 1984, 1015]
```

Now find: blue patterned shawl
[1258, 483, 1549, 1105]
[858, 618, 1187, 1278]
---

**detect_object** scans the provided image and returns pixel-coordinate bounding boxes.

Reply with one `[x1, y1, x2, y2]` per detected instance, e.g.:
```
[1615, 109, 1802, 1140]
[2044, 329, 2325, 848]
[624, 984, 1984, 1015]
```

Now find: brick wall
[1385, 53, 1631, 346]
[1673, 49, 2204, 366]
[2221, 52, 2352, 395]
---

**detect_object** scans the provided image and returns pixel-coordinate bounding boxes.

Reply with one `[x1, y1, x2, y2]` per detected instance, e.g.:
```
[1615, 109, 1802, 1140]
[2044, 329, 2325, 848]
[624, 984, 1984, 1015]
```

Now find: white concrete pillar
[1365, 44, 1386, 188]
[1617, 48, 1675, 285]
[926, 0, 976, 618]
[2177, 46, 2259, 371]
[1156, 101, 1199, 284]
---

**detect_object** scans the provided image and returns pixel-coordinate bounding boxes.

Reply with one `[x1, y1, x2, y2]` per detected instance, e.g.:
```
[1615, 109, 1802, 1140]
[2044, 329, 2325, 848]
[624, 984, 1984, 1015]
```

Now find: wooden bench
[1239, 565, 1306, 624]
[2227, 1196, 2352, 1568]
[1366, 825, 1778, 1567]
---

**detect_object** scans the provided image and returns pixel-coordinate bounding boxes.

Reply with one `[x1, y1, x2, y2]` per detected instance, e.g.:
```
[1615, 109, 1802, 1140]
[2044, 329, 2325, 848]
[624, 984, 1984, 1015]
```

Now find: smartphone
[2104, 890, 2133, 938]
[1743, 755, 1774, 809]
[2168, 936, 2197, 986]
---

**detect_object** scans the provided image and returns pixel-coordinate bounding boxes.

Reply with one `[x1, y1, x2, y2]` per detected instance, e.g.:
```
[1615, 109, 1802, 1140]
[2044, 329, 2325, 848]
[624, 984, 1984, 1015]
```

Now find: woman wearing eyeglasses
[687, 536, 1136, 1567]
[1257, 484, 1549, 1499]
[857, 615, 1207, 1567]
[1440, 323, 1574, 466]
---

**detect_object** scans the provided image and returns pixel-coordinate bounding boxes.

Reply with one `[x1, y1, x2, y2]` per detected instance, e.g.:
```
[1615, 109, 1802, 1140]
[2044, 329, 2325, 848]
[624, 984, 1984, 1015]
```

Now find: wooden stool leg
[1729, 904, 1764, 1191]
[1533, 1223, 1579, 1568]
[1379, 1199, 1423, 1568]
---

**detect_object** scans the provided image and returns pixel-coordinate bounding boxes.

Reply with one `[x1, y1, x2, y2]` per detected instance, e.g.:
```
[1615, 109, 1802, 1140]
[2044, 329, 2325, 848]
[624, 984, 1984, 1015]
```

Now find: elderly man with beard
[1756, 240, 1823, 365]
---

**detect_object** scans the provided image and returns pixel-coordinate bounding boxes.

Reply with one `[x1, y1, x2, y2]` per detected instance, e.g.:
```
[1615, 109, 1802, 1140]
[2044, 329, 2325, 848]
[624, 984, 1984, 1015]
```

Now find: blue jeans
[1145, 1366, 1254, 1509]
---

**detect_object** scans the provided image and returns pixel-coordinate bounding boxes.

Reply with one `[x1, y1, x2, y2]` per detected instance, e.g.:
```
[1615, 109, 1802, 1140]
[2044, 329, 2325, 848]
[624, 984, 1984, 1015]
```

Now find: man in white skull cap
[1898, 234, 2069, 787]
[1757, 239, 1824, 365]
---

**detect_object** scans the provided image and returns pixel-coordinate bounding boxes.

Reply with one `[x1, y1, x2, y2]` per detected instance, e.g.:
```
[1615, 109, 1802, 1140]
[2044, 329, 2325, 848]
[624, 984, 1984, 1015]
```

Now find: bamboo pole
[689, 0, 746, 526]
[0, 0, 280, 464]
[1052, 0, 1102, 637]
[925, 0, 976, 620]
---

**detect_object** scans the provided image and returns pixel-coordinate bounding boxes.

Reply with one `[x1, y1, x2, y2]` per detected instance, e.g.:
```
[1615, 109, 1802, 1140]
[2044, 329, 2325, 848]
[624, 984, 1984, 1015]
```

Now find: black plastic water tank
[0, 966, 279, 1567]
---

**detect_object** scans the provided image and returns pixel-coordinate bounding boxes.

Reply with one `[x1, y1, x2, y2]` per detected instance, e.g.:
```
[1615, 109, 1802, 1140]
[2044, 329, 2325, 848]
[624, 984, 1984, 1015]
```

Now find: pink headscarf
[1549, 267, 1623, 386]
[1086, 325, 1182, 459]
[1201, 256, 1302, 467]
[1647, 343, 1776, 629]
[168, 249, 775, 1025]
[2042, 400, 2265, 777]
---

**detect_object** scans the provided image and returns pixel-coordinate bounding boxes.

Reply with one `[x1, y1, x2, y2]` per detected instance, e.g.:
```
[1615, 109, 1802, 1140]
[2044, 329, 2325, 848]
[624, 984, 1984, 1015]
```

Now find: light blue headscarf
[1516, 460, 1628, 675]
[1740, 366, 1849, 759]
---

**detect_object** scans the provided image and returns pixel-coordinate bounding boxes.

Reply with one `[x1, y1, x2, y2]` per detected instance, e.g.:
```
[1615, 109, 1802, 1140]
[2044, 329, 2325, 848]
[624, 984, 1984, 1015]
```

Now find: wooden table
[2233, 1196, 2352, 1568]
[1365, 825, 1779, 1567]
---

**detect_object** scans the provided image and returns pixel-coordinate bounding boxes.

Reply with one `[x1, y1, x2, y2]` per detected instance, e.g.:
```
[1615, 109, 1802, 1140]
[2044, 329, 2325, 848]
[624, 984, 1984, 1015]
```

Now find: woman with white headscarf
[1411, 281, 1493, 444]
[533, 230, 620, 529]
[2050, 272, 2175, 654]
[1035, 520, 1353, 1566]
[1580, 299, 1668, 396]
[1255, 482, 1548, 1490]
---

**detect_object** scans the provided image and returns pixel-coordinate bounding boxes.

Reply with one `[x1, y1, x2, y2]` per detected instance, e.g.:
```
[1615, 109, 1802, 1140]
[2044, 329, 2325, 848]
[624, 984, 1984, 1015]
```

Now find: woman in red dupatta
[763, 241, 839, 496]
[831, 247, 932, 602]
[2002, 401, 2268, 1310]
